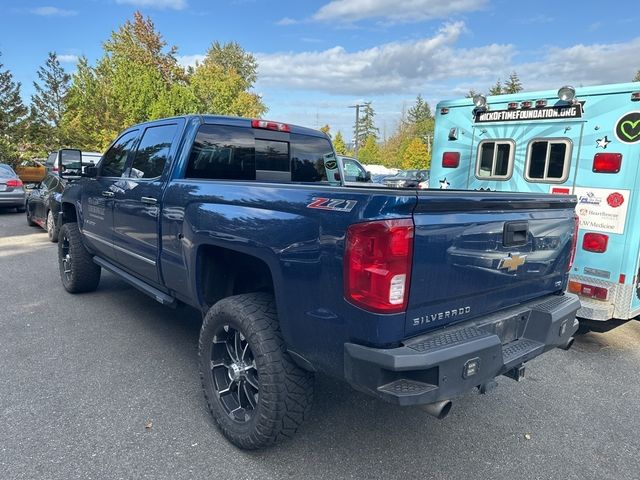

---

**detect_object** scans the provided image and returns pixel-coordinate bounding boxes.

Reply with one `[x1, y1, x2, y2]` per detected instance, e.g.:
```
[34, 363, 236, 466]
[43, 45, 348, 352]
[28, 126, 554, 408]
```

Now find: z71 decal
[307, 197, 357, 212]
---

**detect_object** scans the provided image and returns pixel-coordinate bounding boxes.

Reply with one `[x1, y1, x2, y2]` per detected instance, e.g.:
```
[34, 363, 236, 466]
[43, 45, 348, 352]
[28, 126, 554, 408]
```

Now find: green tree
[357, 135, 380, 164]
[634, 70, 640, 82]
[30, 52, 71, 153]
[407, 94, 432, 124]
[333, 130, 347, 155]
[402, 137, 430, 170]
[354, 102, 378, 149]
[190, 41, 266, 117]
[503, 71, 523, 94]
[488, 79, 503, 96]
[465, 89, 479, 98]
[0, 52, 28, 165]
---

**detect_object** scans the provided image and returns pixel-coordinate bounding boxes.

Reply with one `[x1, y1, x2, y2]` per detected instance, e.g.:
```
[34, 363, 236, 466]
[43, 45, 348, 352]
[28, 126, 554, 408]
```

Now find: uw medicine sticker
[573, 187, 631, 234]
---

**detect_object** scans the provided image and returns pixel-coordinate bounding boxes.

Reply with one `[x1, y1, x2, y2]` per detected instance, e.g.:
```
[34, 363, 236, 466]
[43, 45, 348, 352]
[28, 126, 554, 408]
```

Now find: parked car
[45, 150, 102, 174]
[338, 155, 372, 182]
[57, 115, 579, 449]
[383, 169, 429, 188]
[0, 164, 26, 212]
[25, 170, 69, 241]
[15, 159, 46, 184]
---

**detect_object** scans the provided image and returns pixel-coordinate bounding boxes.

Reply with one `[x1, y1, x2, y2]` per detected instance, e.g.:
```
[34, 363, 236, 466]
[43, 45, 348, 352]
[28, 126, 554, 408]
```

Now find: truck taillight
[251, 119, 290, 132]
[582, 232, 608, 253]
[442, 152, 460, 168]
[593, 153, 622, 173]
[6, 179, 23, 187]
[568, 216, 579, 272]
[344, 218, 414, 314]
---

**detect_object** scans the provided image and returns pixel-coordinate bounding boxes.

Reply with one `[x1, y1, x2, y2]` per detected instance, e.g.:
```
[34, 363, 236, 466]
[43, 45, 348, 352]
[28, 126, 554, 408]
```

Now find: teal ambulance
[430, 82, 640, 329]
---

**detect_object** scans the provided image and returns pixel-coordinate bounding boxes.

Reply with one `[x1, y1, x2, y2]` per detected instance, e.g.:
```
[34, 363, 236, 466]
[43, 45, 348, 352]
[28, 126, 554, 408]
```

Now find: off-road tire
[47, 210, 60, 242]
[58, 222, 101, 293]
[199, 293, 314, 450]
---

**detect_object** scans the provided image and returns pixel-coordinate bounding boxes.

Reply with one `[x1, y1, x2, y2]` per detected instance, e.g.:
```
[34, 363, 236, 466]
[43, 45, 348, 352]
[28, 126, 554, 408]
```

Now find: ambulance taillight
[592, 153, 622, 173]
[442, 152, 460, 168]
[582, 233, 608, 253]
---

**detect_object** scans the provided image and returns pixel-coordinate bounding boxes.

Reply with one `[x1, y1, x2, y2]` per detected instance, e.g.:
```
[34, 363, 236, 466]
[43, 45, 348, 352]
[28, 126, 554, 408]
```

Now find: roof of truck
[436, 81, 640, 109]
[130, 115, 328, 139]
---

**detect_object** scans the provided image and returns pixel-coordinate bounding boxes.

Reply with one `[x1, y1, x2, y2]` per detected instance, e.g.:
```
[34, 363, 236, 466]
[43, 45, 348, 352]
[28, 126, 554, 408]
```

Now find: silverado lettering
[413, 307, 472, 326]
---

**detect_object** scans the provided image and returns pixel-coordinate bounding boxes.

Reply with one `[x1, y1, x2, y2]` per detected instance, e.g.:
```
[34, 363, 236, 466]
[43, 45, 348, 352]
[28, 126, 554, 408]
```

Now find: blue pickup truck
[57, 115, 580, 449]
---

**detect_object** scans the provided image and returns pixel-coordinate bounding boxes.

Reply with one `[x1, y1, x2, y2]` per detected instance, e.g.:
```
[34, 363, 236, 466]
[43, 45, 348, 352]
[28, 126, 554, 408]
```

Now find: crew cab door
[80, 129, 139, 259]
[111, 120, 182, 285]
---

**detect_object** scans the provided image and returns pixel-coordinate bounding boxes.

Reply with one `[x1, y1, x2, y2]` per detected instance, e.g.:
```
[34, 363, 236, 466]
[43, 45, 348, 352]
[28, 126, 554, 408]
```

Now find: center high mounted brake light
[344, 219, 414, 314]
[251, 119, 290, 132]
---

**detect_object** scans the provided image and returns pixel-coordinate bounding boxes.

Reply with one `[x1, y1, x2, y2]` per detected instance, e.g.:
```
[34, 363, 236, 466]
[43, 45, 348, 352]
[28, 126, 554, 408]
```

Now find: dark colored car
[383, 169, 429, 188]
[26, 172, 67, 241]
[0, 164, 27, 212]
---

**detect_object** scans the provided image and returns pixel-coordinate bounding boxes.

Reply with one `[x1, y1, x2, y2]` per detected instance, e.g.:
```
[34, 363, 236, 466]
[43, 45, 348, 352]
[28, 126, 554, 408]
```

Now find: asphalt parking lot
[1, 209, 639, 480]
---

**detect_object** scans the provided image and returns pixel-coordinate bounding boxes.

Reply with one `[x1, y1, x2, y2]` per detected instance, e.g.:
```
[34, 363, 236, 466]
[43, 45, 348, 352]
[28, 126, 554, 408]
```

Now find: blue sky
[1, 0, 639, 142]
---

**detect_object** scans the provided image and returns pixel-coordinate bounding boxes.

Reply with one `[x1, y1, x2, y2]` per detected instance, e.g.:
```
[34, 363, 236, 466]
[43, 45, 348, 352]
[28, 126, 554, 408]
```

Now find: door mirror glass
[59, 149, 83, 178]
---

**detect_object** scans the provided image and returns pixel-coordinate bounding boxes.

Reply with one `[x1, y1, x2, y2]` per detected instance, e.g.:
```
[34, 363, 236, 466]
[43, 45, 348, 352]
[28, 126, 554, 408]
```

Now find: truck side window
[291, 134, 331, 182]
[525, 139, 572, 183]
[129, 124, 178, 179]
[186, 125, 255, 180]
[100, 130, 139, 178]
[476, 140, 514, 179]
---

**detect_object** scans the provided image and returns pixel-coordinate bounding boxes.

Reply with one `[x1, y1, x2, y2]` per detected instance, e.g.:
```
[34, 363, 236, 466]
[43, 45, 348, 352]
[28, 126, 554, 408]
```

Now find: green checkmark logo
[621, 119, 640, 141]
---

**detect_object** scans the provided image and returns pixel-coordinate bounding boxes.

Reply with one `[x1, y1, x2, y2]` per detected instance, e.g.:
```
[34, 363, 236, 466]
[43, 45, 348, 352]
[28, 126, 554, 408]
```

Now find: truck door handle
[503, 221, 529, 246]
[141, 196, 157, 205]
[102, 191, 115, 198]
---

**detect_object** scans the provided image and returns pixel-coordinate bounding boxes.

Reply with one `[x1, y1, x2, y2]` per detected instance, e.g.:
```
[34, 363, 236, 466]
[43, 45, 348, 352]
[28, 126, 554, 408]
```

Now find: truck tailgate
[406, 192, 577, 337]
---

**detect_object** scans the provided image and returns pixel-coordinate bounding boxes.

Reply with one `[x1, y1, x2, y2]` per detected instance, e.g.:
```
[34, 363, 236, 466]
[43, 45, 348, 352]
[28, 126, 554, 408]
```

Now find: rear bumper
[344, 293, 580, 406]
[0, 192, 26, 206]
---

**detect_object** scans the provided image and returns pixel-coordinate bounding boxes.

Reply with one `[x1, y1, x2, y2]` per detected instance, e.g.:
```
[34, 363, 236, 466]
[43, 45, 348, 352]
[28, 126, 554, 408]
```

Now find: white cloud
[57, 54, 79, 64]
[115, 0, 187, 10]
[276, 17, 298, 26]
[312, 0, 487, 23]
[515, 38, 640, 91]
[30, 6, 77, 16]
[256, 22, 514, 95]
[176, 54, 205, 68]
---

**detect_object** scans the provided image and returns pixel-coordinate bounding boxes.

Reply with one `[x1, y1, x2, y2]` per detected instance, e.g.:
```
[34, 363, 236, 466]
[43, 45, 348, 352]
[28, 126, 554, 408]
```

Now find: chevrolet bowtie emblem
[498, 253, 526, 272]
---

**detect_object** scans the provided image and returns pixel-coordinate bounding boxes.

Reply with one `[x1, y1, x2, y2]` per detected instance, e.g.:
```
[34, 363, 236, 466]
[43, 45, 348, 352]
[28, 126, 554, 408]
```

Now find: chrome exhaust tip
[420, 400, 452, 420]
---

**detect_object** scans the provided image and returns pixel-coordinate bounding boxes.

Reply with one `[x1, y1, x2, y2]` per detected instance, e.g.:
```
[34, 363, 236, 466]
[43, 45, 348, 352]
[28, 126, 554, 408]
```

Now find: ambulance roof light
[472, 94, 487, 108]
[558, 85, 576, 102]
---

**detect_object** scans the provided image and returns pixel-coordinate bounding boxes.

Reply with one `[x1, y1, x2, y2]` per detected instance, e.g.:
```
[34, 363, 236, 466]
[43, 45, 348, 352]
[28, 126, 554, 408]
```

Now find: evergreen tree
[488, 79, 503, 96]
[634, 70, 640, 82]
[357, 134, 380, 164]
[333, 131, 347, 155]
[466, 89, 479, 98]
[407, 94, 432, 124]
[354, 102, 378, 149]
[503, 71, 523, 94]
[0, 52, 28, 165]
[31, 52, 71, 151]
[402, 137, 430, 170]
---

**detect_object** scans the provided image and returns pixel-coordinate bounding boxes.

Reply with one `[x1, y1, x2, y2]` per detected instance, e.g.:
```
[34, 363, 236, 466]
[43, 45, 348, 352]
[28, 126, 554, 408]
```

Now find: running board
[93, 256, 177, 307]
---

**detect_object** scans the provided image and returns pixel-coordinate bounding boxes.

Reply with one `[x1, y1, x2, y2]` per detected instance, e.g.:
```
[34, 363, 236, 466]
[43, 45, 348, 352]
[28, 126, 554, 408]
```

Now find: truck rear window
[185, 124, 331, 182]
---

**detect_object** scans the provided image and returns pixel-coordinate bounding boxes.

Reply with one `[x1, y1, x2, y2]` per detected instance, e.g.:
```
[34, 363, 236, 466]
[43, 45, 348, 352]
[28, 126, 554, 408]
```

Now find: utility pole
[349, 103, 365, 158]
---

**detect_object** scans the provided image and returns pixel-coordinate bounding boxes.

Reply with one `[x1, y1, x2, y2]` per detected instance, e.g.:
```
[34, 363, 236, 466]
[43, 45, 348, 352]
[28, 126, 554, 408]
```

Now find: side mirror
[364, 171, 372, 182]
[58, 149, 83, 178]
[84, 166, 98, 178]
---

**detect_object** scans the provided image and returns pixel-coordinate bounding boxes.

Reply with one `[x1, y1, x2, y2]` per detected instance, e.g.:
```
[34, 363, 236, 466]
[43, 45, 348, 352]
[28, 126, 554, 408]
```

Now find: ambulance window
[525, 139, 571, 183]
[475, 140, 514, 179]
